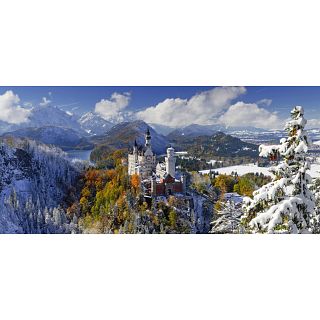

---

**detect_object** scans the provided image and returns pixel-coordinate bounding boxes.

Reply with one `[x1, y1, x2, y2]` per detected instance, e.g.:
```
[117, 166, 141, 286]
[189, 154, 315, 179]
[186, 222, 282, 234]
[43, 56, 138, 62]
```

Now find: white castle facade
[128, 128, 157, 178]
[128, 128, 185, 196]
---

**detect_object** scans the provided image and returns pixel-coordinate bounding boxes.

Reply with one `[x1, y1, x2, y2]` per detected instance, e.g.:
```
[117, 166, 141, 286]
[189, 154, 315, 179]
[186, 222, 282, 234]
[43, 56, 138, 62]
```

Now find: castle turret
[133, 139, 138, 153]
[165, 146, 176, 178]
[145, 128, 151, 148]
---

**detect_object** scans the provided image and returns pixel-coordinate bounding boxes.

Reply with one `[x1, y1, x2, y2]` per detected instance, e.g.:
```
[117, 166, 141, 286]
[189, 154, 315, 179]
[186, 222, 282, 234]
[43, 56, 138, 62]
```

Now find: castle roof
[130, 143, 149, 155]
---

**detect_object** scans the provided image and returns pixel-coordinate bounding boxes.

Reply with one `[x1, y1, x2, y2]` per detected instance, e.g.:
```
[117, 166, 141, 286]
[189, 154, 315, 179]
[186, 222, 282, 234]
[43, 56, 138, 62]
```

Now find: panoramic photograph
[0, 86, 319, 234]
[4, 1, 319, 319]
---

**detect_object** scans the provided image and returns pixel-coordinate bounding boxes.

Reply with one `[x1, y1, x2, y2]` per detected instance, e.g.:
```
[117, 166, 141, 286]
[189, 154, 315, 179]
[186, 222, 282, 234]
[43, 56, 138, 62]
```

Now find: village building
[128, 128, 186, 197]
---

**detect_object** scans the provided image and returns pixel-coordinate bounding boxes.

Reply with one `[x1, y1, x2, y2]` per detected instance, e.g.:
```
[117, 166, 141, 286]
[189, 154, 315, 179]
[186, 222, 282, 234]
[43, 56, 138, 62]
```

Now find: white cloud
[307, 119, 320, 128]
[136, 86, 246, 127]
[39, 96, 52, 107]
[0, 91, 31, 124]
[219, 102, 283, 129]
[257, 98, 272, 107]
[95, 92, 131, 122]
[23, 101, 33, 108]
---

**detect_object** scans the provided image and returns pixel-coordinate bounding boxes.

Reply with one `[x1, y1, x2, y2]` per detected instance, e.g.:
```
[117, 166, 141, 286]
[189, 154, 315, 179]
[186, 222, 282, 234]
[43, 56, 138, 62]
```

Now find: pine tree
[310, 178, 320, 233]
[242, 106, 315, 233]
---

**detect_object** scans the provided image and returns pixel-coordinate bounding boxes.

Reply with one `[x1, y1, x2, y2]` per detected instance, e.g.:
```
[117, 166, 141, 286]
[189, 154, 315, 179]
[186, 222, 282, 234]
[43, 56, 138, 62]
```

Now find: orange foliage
[131, 174, 140, 191]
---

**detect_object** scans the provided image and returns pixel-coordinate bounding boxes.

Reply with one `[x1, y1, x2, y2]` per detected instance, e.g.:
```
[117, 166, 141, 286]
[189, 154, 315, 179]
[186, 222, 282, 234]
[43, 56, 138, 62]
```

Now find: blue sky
[0, 86, 215, 114]
[2, 86, 320, 115]
[1, 86, 320, 129]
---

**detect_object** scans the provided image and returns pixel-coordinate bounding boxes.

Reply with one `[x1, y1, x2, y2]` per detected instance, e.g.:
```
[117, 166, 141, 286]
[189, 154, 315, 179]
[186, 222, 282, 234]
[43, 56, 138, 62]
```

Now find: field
[200, 163, 320, 179]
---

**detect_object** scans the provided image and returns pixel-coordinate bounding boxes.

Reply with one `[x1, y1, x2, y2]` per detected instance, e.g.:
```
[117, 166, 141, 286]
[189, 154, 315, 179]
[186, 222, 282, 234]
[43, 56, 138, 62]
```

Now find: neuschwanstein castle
[128, 128, 186, 197]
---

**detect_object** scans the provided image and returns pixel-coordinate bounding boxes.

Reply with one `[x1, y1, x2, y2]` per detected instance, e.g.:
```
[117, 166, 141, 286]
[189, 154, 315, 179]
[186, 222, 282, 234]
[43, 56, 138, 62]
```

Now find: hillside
[168, 124, 221, 139]
[169, 131, 259, 159]
[0, 138, 81, 233]
[3, 126, 94, 150]
[90, 120, 169, 161]
[167, 123, 266, 140]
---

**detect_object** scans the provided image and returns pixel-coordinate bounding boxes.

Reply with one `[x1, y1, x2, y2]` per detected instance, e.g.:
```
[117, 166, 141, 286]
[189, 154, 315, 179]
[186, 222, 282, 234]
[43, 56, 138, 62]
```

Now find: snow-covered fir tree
[0, 138, 81, 233]
[242, 106, 316, 233]
[210, 200, 243, 234]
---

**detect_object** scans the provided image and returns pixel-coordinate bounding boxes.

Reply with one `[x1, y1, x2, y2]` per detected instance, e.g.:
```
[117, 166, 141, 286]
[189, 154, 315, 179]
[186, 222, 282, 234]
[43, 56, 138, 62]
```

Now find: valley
[1, 99, 320, 234]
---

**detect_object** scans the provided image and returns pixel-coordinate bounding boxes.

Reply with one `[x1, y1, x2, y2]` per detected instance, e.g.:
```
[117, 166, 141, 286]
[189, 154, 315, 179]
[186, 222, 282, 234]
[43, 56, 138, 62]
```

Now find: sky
[1, 86, 320, 129]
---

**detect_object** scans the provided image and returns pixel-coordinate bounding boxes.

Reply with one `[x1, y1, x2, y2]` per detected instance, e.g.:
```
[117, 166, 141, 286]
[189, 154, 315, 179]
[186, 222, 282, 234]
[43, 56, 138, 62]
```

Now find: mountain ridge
[2, 126, 94, 150]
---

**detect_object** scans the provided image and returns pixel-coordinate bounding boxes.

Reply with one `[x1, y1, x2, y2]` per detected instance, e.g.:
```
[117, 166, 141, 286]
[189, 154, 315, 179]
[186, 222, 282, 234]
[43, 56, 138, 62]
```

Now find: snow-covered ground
[309, 164, 320, 178]
[199, 163, 320, 179]
[207, 159, 223, 166]
[199, 164, 273, 177]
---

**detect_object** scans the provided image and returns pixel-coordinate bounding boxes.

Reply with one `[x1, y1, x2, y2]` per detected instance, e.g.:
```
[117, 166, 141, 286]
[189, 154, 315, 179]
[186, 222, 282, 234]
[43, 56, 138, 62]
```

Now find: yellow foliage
[131, 174, 140, 191]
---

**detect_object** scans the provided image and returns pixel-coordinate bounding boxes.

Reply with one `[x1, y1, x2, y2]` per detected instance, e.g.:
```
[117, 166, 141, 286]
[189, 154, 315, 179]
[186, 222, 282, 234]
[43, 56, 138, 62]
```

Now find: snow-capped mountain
[0, 105, 116, 139]
[78, 112, 113, 135]
[3, 126, 94, 150]
[0, 105, 83, 134]
[28, 105, 81, 129]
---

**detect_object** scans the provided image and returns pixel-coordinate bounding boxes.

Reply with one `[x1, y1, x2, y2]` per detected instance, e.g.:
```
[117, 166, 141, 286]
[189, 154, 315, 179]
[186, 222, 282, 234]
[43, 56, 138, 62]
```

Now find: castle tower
[133, 139, 138, 156]
[133, 139, 138, 165]
[151, 176, 157, 196]
[165, 146, 176, 178]
[128, 140, 138, 175]
[145, 128, 151, 148]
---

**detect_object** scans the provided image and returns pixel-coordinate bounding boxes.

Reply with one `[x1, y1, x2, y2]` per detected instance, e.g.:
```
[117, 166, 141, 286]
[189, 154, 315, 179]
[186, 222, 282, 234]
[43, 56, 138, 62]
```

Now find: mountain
[2, 126, 94, 150]
[167, 123, 267, 140]
[28, 106, 81, 129]
[168, 124, 222, 139]
[0, 105, 84, 135]
[0, 106, 117, 138]
[78, 112, 113, 135]
[148, 123, 176, 136]
[0, 120, 13, 134]
[168, 131, 259, 159]
[225, 126, 266, 133]
[0, 138, 80, 233]
[90, 120, 169, 161]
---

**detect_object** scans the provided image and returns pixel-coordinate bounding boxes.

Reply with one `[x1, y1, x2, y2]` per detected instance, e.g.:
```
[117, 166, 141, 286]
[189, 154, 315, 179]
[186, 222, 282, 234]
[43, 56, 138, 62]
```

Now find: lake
[66, 149, 93, 161]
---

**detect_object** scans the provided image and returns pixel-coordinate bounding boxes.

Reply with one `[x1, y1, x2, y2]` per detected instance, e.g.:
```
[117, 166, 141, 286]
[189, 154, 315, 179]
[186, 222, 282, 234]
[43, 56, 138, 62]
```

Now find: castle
[128, 128, 186, 197]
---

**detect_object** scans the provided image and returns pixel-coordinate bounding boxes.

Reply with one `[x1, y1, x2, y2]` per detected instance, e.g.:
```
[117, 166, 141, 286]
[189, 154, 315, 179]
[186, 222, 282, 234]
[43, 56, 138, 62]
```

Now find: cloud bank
[257, 98, 272, 107]
[136, 86, 246, 127]
[219, 102, 283, 129]
[0, 91, 31, 124]
[95, 92, 131, 122]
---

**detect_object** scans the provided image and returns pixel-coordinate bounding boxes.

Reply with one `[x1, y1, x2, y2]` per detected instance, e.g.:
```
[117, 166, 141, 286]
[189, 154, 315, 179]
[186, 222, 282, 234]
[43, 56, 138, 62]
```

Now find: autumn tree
[213, 174, 236, 194]
[131, 174, 140, 194]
